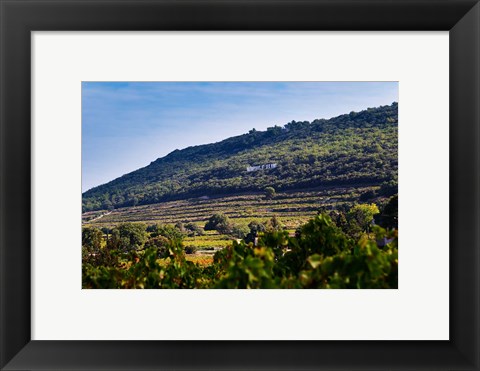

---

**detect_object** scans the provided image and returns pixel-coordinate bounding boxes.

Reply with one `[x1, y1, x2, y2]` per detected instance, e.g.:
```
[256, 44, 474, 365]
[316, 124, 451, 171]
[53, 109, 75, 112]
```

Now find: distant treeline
[83, 102, 398, 212]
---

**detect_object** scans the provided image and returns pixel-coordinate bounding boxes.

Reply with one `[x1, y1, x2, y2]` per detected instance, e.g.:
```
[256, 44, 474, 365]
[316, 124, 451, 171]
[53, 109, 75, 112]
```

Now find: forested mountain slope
[83, 102, 398, 212]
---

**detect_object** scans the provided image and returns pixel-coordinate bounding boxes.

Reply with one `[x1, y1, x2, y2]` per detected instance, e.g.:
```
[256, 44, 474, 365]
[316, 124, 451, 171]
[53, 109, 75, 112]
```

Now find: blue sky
[82, 81, 398, 192]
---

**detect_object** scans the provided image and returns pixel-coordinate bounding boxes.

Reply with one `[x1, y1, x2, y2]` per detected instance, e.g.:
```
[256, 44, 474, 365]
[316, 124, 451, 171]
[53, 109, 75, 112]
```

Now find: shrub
[264, 186, 276, 199]
[184, 245, 198, 254]
[144, 236, 170, 258]
[185, 222, 204, 236]
[204, 214, 229, 231]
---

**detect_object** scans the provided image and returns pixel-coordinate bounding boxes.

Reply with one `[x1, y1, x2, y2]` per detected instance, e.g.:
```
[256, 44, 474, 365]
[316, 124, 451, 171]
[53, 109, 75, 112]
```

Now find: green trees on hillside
[82, 103, 398, 212]
[107, 223, 148, 251]
[204, 214, 231, 234]
[204, 213, 252, 238]
[147, 224, 185, 241]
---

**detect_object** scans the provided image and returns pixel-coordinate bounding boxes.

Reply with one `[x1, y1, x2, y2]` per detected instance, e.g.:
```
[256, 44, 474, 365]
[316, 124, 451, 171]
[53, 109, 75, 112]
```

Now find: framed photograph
[1, 0, 479, 370]
[80, 80, 400, 291]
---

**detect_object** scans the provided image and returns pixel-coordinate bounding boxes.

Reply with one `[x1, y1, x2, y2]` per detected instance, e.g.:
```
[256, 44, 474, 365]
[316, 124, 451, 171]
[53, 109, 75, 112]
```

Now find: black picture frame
[1, 0, 479, 370]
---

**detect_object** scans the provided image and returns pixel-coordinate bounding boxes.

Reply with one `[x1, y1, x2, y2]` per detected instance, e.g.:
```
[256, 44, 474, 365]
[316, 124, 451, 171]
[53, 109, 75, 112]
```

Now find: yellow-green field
[83, 186, 378, 253]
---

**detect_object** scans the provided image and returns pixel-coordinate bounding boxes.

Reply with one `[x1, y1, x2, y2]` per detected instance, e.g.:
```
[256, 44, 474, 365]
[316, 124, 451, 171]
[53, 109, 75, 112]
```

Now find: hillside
[82, 102, 398, 212]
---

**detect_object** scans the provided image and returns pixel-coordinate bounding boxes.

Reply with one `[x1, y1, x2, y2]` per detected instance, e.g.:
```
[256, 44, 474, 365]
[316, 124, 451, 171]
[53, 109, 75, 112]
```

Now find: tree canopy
[83, 103, 398, 212]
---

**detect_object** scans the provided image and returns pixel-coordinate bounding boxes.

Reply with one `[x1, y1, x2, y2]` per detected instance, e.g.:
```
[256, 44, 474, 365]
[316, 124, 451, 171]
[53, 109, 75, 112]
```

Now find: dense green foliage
[82, 201, 398, 289]
[83, 103, 398, 212]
